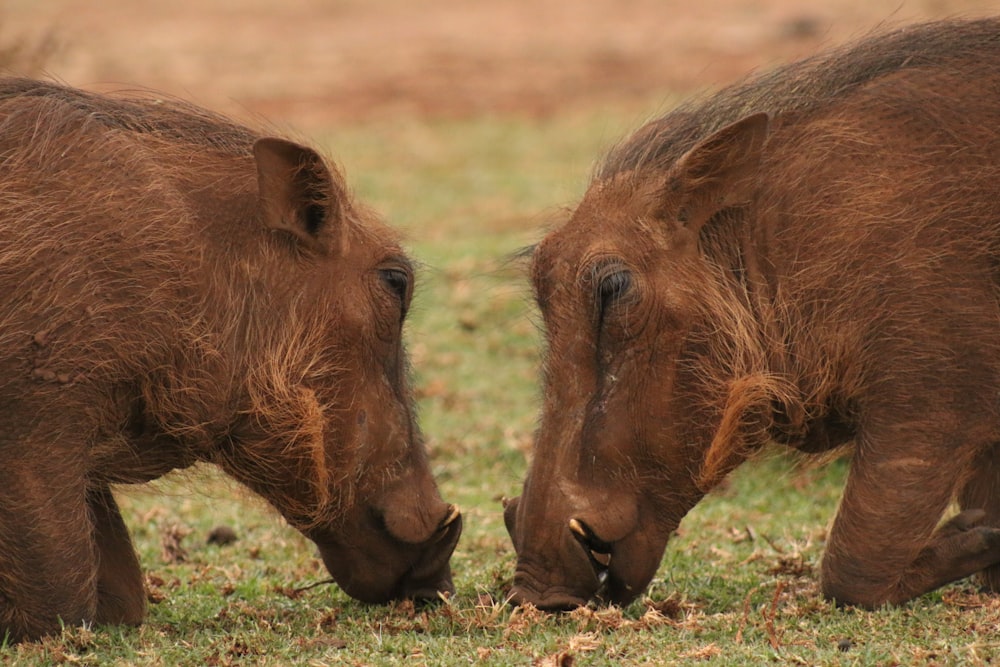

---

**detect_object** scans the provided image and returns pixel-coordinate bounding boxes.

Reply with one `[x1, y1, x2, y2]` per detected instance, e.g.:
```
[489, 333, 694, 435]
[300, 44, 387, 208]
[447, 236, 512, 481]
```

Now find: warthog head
[505, 115, 770, 608]
[217, 138, 463, 603]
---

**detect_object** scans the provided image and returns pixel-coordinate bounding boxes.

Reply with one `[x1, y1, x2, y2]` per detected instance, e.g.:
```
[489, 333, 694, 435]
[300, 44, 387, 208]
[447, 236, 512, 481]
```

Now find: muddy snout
[503, 495, 662, 609]
[395, 504, 463, 600]
[504, 497, 610, 609]
[312, 502, 462, 604]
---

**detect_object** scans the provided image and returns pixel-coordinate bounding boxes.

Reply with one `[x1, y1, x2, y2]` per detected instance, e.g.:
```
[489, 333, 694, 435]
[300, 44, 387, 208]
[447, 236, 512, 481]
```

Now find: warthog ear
[253, 137, 343, 255]
[668, 113, 769, 233]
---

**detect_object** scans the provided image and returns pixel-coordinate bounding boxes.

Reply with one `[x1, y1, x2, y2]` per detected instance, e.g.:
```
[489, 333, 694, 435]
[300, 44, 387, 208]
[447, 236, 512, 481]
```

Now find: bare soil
[7, 0, 999, 130]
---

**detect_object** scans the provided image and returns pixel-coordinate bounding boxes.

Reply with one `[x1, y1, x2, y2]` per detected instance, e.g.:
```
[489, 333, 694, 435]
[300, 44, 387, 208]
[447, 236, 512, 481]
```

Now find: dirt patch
[9, 0, 998, 129]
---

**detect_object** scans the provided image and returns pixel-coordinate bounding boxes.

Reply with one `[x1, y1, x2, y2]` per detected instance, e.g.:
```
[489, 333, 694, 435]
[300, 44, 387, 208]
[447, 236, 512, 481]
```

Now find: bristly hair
[0, 77, 257, 154]
[0, 77, 383, 529]
[508, 244, 538, 263]
[597, 18, 1000, 181]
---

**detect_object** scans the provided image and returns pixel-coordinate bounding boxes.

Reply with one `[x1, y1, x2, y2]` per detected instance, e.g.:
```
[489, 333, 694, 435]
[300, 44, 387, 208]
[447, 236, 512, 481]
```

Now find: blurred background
[4, 1, 1000, 663]
[7, 0, 998, 131]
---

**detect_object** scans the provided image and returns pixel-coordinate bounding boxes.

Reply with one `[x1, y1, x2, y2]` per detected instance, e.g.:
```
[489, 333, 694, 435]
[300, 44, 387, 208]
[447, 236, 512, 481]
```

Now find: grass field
[5, 102, 1000, 666]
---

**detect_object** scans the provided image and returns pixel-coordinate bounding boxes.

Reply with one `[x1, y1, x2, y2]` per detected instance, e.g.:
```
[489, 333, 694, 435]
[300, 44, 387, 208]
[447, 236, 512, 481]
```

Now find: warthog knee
[820, 562, 898, 609]
[96, 588, 146, 626]
[1, 606, 89, 644]
[821, 580, 885, 609]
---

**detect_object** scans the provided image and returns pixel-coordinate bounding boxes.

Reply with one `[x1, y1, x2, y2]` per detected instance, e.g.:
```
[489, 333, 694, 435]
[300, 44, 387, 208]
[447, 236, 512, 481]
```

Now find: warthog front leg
[89, 486, 145, 626]
[958, 443, 1000, 591]
[0, 456, 97, 642]
[821, 434, 1000, 608]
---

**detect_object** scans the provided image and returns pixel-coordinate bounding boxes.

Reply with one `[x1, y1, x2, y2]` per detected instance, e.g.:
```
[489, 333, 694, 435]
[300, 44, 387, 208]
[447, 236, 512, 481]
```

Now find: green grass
[6, 103, 1000, 665]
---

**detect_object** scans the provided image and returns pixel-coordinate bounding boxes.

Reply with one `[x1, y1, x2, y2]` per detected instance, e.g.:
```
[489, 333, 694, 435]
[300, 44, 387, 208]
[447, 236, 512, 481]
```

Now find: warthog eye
[380, 267, 412, 318]
[597, 268, 632, 312]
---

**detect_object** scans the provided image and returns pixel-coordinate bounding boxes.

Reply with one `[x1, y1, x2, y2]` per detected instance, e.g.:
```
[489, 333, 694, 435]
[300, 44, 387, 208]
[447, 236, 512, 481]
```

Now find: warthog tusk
[441, 504, 461, 528]
[569, 519, 612, 568]
[597, 570, 609, 585]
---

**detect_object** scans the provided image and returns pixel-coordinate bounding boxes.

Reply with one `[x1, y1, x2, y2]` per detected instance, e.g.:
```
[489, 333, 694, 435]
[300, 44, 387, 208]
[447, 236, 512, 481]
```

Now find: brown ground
[7, 0, 999, 130]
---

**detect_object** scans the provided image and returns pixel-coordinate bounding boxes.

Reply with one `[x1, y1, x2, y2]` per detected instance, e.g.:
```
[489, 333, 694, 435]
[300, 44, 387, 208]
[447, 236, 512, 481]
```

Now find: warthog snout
[311, 499, 463, 604]
[503, 491, 664, 609]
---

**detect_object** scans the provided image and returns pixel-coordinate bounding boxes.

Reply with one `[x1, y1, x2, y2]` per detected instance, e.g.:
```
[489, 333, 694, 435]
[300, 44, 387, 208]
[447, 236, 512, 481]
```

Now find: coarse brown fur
[505, 18, 1000, 610]
[0, 78, 461, 643]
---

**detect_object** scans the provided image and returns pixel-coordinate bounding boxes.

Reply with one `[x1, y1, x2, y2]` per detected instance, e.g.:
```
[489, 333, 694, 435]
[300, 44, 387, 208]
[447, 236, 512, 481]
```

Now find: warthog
[0, 78, 461, 643]
[505, 18, 1000, 610]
